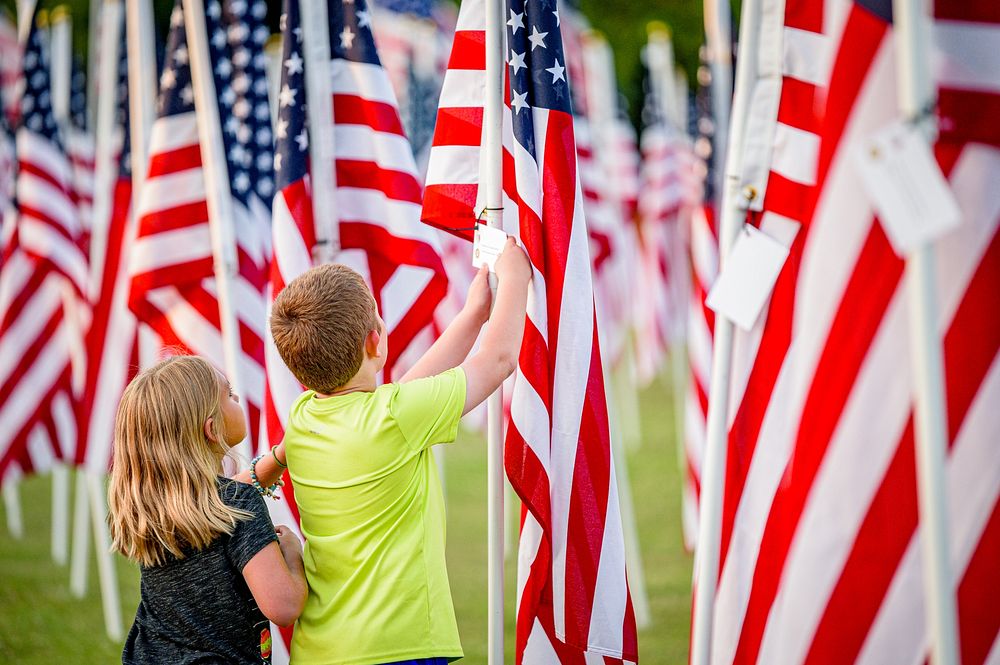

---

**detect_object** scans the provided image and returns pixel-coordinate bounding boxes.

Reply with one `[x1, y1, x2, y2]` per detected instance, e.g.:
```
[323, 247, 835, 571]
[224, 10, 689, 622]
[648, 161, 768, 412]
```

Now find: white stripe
[454, 0, 484, 32]
[438, 70, 485, 108]
[136, 169, 209, 218]
[17, 170, 78, 232]
[147, 112, 200, 156]
[17, 220, 89, 289]
[587, 455, 628, 655]
[336, 188, 441, 247]
[424, 145, 482, 186]
[26, 423, 57, 473]
[0, 250, 35, 316]
[782, 27, 832, 86]
[330, 60, 398, 106]
[934, 21, 1000, 94]
[509, 372, 552, 476]
[130, 225, 213, 276]
[271, 193, 314, 283]
[380, 264, 433, 332]
[0, 275, 64, 386]
[770, 123, 820, 186]
[333, 124, 419, 174]
[16, 130, 72, 185]
[0, 322, 70, 452]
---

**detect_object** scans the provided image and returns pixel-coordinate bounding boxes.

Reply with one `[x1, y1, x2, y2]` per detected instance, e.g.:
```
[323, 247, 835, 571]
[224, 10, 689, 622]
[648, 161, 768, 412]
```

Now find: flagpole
[892, 0, 960, 663]
[183, 0, 253, 459]
[299, 0, 340, 264]
[126, 0, 156, 195]
[48, 5, 73, 570]
[2, 475, 24, 538]
[703, 0, 731, 206]
[689, 0, 762, 659]
[86, 0, 101, 128]
[483, 0, 505, 657]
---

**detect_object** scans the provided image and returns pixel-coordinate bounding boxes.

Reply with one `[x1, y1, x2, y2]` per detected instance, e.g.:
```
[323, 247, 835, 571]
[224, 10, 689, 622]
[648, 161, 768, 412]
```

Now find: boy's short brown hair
[270, 264, 378, 393]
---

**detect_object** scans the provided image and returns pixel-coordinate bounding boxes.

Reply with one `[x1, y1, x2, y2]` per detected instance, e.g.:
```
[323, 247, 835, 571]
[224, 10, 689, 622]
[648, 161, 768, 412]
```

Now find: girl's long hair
[108, 356, 250, 567]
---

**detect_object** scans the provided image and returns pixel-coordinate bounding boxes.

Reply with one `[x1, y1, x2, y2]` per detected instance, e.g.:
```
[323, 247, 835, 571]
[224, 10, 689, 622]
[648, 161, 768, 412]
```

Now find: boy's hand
[275, 525, 303, 560]
[463, 265, 492, 325]
[495, 237, 532, 285]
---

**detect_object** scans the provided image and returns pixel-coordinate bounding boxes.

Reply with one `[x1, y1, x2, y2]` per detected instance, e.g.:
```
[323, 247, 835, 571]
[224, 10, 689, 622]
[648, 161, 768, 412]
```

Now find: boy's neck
[315, 362, 379, 398]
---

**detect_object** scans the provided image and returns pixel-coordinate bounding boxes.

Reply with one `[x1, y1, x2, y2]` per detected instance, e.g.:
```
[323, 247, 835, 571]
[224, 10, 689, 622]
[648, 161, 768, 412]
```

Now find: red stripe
[432, 107, 484, 147]
[136, 200, 210, 236]
[784, 0, 824, 32]
[147, 143, 203, 178]
[934, 0, 1000, 23]
[333, 94, 405, 136]
[420, 183, 478, 237]
[335, 159, 422, 205]
[957, 499, 1000, 665]
[447, 29, 485, 70]
[777, 78, 821, 135]
[938, 89, 1000, 148]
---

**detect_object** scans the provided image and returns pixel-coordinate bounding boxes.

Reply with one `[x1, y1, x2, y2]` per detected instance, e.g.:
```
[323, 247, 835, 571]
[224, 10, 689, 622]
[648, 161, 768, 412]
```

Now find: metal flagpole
[483, 0, 505, 657]
[299, 0, 340, 264]
[2, 477, 24, 538]
[689, 0, 763, 660]
[48, 5, 73, 570]
[892, 0, 960, 663]
[183, 0, 253, 461]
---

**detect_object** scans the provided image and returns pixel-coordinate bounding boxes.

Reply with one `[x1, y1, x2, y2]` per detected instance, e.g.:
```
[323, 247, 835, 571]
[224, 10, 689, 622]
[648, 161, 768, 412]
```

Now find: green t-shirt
[284, 368, 466, 665]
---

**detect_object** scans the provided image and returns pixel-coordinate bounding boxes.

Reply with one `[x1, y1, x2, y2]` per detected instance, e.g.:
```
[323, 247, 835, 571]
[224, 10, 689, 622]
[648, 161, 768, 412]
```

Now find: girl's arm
[232, 443, 287, 488]
[242, 525, 307, 627]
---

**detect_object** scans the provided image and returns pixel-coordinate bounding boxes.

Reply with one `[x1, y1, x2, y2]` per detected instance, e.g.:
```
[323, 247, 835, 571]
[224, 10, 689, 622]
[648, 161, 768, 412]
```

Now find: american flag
[127, 0, 269, 445]
[421, 0, 638, 660]
[65, 57, 95, 251]
[0, 11, 18, 128]
[706, 0, 1000, 663]
[74, 12, 139, 475]
[0, 6, 80, 482]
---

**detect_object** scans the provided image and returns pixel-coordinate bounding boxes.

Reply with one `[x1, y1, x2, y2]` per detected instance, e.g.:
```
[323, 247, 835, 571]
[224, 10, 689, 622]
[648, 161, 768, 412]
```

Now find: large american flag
[127, 0, 269, 444]
[706, 0, 1000, 662]
[0, 6, 80, 482]
[421, 0, 638, 660]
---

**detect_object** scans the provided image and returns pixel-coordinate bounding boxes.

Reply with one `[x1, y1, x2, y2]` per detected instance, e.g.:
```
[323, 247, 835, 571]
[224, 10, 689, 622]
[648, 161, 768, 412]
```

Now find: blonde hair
[108, 356, 250, 568]
[270, 264, 378, 393]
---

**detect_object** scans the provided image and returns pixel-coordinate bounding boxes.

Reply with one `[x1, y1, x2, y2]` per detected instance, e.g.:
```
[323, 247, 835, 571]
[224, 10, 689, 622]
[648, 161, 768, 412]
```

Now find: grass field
[0, 373, 691, 663]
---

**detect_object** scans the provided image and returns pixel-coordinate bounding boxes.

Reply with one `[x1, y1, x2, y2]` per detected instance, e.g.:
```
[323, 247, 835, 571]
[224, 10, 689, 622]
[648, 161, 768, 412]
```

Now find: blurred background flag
[704, 1, 1000, 663]
[421, 0, 639, 659]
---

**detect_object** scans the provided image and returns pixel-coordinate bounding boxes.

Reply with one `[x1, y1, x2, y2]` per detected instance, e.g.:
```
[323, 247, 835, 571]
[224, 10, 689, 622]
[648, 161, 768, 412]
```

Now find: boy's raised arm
[460, 238, 531, 415]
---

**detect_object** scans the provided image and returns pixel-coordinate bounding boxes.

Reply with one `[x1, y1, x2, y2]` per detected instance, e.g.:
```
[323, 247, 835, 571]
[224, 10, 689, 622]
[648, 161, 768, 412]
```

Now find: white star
[295, 129, 308, 151]
[221, 86, 236, 106]
[216, 58, 233, 78]
[206, 1, 221, 19]
[357, 9, 371, 29]
[528, 26, 548, 51]
[511, 89, 528, 114]
[279, 83, 297, 108]
[284, 51, 303, 75]
[170, 7, 184, 27]
[546, 59, 565, 84]
[507, 9, 524, 34]
[212, 29, 227, 49]
[180, 84, 194, 105]
[174, 45, 189, 65]
[276, 118, 289, 139]
[225, 114, 240, 135]
[293, 26, 303, 43]
[233, 171, 250, 193]
[509, 50, 526, 74]
[273, 152, 283, 171]
[340, 26, 355, 50]
[160, 67, 177, 90]
[553, 10, 560, 26]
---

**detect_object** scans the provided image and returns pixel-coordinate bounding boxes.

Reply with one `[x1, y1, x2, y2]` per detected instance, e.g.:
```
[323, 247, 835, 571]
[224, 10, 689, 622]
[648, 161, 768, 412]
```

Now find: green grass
[0, 373, 691, 663]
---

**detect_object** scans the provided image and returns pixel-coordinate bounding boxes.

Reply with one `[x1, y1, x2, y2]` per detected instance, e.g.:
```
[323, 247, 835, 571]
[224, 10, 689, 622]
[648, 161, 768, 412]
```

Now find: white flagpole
[2, 473, 24, 539]
[299, 0, 340, 264]
[483, 0, 505, 657]
[892, 0, 960, 663]
[703, 0, 731, 206]
[87, 0, 101, 128]
[183, 0, 253, 460]
[48, 5, 73, 570]
[126, 0, 157, 191]
[70, 0, 125, 605]
[689, 0, 762, 660]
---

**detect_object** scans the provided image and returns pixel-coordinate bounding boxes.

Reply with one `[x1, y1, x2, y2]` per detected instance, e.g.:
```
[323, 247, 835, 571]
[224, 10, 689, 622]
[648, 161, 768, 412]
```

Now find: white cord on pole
[689, 0, 763, 661]
[892, 0, 960, 662]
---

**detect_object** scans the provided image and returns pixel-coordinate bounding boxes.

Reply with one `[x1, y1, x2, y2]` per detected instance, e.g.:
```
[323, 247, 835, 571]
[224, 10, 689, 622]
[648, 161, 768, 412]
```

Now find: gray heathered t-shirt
[122, 478, 279, 664]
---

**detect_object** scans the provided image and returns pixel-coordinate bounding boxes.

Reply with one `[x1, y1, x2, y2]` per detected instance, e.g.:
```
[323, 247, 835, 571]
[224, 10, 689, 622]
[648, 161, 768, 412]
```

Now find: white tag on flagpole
[853, 121, 961, 256]
[706, 224, 791, 331]
[472, 223, 508, 271]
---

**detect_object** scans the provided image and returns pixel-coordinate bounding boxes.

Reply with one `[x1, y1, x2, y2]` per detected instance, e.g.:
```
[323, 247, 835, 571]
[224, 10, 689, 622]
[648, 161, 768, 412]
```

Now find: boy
[270, 239, 531, 664]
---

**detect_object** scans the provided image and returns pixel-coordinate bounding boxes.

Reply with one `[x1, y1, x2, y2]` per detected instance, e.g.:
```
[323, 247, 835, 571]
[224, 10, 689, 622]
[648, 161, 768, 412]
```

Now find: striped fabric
[75, 16, 138, 475]
[707, 0, 1000, 663]
[421, 0, 638, 661]
[127, 0, 268, 444]
[0, 7, 80, 482]
[0, 13, 18, 127]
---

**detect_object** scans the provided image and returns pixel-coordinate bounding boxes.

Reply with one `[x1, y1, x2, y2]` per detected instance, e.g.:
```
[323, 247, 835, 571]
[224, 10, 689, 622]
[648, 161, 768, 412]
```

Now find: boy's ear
[364, 329, 381, 359]
[204, 417, 219, 442]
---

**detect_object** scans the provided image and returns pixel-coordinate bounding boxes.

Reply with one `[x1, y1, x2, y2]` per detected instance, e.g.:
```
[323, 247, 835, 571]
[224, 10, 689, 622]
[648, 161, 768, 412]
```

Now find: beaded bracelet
[250, 453, 283, 500]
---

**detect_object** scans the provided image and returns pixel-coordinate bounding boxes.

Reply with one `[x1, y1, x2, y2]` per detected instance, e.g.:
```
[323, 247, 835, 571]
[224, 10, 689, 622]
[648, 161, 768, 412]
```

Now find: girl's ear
[365, 329, 381, 359]
[204, 417, 219, 443]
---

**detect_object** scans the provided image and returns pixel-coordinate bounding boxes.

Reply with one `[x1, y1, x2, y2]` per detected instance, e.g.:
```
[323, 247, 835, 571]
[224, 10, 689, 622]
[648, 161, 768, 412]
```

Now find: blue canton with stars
[329, 0, 382, 66]
[20, 8, 63, 149]
[115, 16, 132, 178]
[274, 0, 308, 191]
[505, 0, 572, 159]
[70, 56, 88, 131]
[158, 0, 269, 207]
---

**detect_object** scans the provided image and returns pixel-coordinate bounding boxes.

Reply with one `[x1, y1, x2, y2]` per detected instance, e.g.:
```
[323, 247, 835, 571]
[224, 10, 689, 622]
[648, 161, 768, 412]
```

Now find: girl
[109, 356, 307, 664]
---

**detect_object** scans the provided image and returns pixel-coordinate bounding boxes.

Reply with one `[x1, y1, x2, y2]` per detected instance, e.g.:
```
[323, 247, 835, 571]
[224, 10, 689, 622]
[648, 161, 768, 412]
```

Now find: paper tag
[706, 224, 791, 331]
[472, 223, 508, 271]
[853, 121, 961, 255]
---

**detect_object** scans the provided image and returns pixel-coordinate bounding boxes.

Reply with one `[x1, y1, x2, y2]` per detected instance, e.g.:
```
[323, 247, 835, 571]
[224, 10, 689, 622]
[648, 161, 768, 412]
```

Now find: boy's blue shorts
[382, 660, 451, 665]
